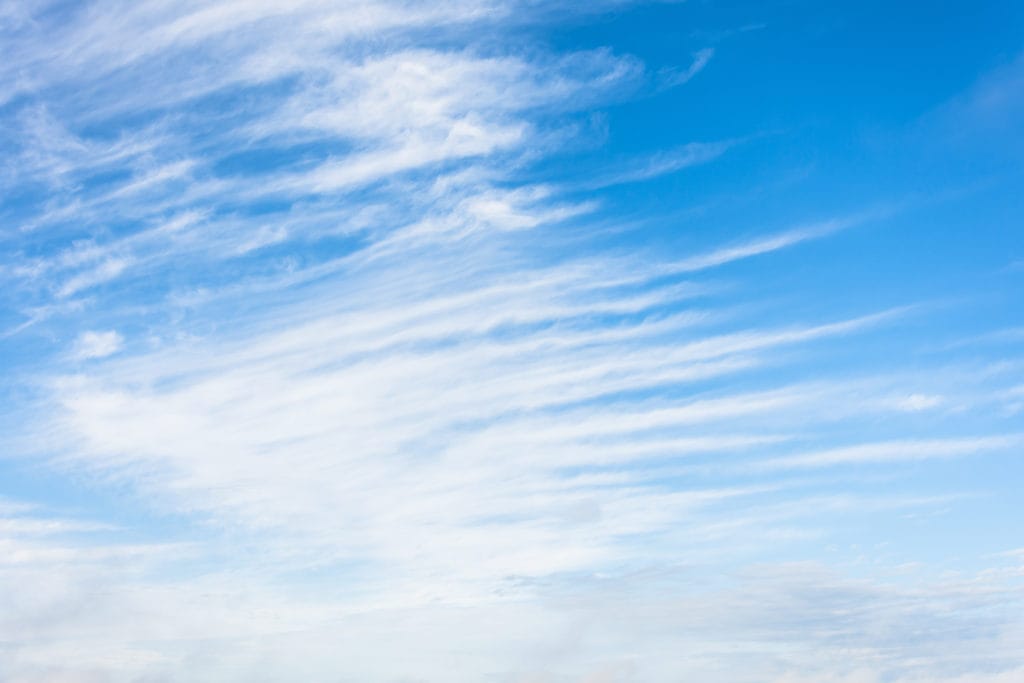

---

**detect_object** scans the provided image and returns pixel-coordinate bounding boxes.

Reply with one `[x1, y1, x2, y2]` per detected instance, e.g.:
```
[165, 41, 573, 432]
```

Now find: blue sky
[1, 1, 1023, 681]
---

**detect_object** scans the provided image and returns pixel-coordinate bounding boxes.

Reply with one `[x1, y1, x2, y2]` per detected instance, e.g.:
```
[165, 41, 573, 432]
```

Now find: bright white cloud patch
[895, 393, 945, 411]
[71, 329, 124, 359]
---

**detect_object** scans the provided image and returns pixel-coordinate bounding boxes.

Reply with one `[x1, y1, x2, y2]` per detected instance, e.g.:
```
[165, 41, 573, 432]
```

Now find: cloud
[579, 140, 736, 189]
[894, 393, 944, 411]
[1, 502, 1021, 683]
[56, 258, 132, 298]
[757, 435, 1022, 470]
[0, 1, 1022, 681]
[663, 218, 852, 273]
[658, 47, 714, 89]
[71, 330, 124, 360]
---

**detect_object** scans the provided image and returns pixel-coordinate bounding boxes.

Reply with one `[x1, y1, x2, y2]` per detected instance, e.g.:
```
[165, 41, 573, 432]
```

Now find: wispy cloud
[70, 329, 124, 360]
[658, 47, 715, 89]
[663, 218, 852, 273]
[579, 140, 737, 190]
[1, 1, 1022, 681]
[757, 435, 1022, 471]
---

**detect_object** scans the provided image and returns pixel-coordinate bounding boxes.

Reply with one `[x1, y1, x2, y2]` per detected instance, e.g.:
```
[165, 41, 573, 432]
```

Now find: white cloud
[1, 1, 1022, 681]
[71, 330, 124, 360]
[759, 435, 1021, 470]
[895, 393, 945, 411]
[56, 258, 131, 298]
[579, 140, 736, 189]
[658, 47, 715, 88]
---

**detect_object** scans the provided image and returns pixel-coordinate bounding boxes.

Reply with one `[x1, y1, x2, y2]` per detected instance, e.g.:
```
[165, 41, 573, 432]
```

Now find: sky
[1, 1, 1023, 681]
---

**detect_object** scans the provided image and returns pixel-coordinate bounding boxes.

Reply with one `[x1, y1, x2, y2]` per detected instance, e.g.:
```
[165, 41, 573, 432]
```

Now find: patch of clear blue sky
[548, 0, 1024, 366]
